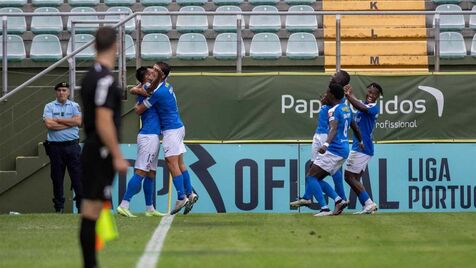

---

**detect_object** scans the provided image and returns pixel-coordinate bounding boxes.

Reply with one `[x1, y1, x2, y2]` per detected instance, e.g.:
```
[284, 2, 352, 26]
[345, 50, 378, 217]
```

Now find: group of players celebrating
[290, 70, 383, 217]
[116, 62, 198, 218]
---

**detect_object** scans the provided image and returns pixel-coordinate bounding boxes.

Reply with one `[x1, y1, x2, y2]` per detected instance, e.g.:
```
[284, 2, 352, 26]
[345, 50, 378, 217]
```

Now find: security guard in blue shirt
[43, 82, 83, 213]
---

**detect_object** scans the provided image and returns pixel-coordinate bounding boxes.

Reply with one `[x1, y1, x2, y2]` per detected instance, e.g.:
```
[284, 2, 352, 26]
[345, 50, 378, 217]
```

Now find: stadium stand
[177, 0, 208, 6]
[285, 5, 317, 32]
[249, 0, 279, 5]
[472, 34, 476, 56]
[439, 32, 467, 58]
[213, 32, 245, 59]
[31, 7, 63, 34]
[213, 0, 243, 5]
[176, 6, 208, 32]
[0, 0, 26, 7]
[67, 7, 99, 33]
[250, 32, 281, 59]
[434, 4, 465, 30]
[140, 0, 172, 5]
[32, 0, 63, 6]
[105, 0, 136, 6]
[105, 7, 135, 33]
[249, 6, 281, 32]
[176, 33, 209, 59]
[213, 6, 244, 32]
[141, 33, 172, 60]
[67, 34, 95, 60]
[0, 35, 25, 61]
[68, 0, 100, 6]
[124, 34, 136, 59]
[286, 32, 318, 59]
[30, 34, 63, 61]
[141, 6, 172, 33]
[469, 6, 476, 29]
[0, 7, 26, 34]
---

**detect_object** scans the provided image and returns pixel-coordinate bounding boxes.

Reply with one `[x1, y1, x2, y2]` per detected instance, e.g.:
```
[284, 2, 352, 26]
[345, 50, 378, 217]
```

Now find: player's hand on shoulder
[113, 157, 129, 175]
[344, 84, 352, 96]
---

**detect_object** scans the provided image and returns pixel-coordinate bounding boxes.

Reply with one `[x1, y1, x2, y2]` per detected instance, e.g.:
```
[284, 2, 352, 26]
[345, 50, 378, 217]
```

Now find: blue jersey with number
[144, 81, 183, 130]
[327, 103, 352, 158]
[315, 105, 330, 134]
[137, 83, 161, 135]
[352, 102, 379, 156]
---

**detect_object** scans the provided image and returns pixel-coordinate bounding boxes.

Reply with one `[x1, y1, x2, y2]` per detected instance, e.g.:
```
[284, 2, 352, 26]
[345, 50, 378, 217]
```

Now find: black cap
[54, 82, 69, 91]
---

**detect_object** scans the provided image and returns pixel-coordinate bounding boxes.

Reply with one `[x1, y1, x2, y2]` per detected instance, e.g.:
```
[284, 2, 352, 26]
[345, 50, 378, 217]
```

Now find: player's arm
[130, 84, 148, 97]
[320, 120, 338, 154]
[350, 119, 364, 150]
[345, 89, 368, 113]
[134, 102, 147, 115]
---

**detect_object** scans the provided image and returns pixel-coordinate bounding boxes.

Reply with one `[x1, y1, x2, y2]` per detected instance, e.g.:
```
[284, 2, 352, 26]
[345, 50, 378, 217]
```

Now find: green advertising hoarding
[164, 73, 476, 142]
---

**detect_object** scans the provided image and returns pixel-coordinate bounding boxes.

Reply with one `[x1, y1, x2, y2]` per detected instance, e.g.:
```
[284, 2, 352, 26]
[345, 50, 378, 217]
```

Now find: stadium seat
[213, 33, 245, 59]
[140, 0, 171, 5]
[250, 32, 281, 59]
[213, 0, 243, 5]
[176, 33, 208, 60]
[249, 0, 278, 5]
[471, 34, 476, 57]
[284, 0, 316, 5]
[432, 0, 461, 4]
[68, 0, 100, 6]
[0, 35, 25, 61]
[176, 6, 208, 32]
[105, 0, 135, 6]
[105, 7, 135, 33]
[249, 6, 281, 32]
[141, 6, 172, 33]
[213, 6, 245, 32]
[30, 34, 62, 61]
[286, 32, 318, 59]
[67, 7, 99, 33]
[67, 34, 95, 60]
[0, 0, 26, 7]
[31, 7, 63, 34]
[141, 33, 172, 60]
[177, 0, 207, 5]
[123, 34, 135, 59]
[439, 32, 466, 58]
[0, 8, 26, 34]
[32, 0, 63, 6]
[434, 4, 465, 31]
[469, 6, 476, 29]
[285, 5, 317, 32]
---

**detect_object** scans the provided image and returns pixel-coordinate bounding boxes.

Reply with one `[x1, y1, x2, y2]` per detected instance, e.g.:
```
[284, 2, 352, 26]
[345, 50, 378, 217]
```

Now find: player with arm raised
[344, 82, 383, 215]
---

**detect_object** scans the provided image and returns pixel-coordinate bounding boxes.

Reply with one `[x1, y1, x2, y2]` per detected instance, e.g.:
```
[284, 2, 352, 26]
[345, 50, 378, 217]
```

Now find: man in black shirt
[79, 26, 129, 268]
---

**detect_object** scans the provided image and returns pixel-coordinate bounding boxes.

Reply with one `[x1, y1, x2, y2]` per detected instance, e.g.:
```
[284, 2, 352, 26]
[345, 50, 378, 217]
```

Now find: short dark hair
[329, 83, 344, 100]
[334, 70, 350, 86]
[367, 82, 383, 96]
[54, 82, 69, 91]
[156, 62, 170, 78]
[95, 27, 117, 53]
[135, 67, 149, 83]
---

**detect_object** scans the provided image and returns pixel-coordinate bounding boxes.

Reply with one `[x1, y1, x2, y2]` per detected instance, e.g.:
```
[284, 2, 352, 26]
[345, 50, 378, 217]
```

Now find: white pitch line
[136, 214, 175, 268]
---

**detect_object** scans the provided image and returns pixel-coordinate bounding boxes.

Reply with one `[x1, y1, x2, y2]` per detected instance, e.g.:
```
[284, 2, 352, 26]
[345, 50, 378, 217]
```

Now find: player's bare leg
[344, 170, 377, 214]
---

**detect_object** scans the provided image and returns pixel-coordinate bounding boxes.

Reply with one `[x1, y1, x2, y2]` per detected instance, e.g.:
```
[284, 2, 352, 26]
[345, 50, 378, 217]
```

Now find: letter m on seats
[370, 56, 380, 65]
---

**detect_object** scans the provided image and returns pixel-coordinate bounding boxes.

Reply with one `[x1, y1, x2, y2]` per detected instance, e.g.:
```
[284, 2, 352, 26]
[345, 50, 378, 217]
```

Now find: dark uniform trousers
[46, 140, 83, 212]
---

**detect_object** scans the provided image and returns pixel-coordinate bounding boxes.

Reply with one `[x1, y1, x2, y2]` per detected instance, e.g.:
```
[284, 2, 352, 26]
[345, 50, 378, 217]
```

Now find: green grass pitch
[1, 213, 476, 268]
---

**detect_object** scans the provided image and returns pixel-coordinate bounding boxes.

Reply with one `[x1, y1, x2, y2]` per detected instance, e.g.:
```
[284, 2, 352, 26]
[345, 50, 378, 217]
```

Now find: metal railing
[1, 10, 476, 101]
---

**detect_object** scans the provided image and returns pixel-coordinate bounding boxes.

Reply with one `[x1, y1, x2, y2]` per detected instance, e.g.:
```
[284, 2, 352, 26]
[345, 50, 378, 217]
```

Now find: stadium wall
[1, 72, 475, 213]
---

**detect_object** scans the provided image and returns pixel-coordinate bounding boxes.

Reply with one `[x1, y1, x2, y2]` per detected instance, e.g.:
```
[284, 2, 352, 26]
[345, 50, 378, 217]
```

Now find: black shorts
[80, 143, 115, 201]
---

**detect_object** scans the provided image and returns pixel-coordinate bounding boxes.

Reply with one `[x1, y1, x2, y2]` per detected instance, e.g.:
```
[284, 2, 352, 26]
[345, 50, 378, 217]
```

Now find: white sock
[120, 200, 129, 209]
[364, 199, 373, 207]
[335, 197, 342, 203]
[146, 205, 155, 212]
[321, 206, 329, 210]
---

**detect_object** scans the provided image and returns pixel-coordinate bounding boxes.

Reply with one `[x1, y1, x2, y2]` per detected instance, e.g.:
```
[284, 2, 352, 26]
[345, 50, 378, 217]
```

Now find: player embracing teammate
[291, 70, 383, 216]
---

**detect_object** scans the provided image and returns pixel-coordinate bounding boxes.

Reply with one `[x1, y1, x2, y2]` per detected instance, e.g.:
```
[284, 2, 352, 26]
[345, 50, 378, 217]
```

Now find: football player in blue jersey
[135, 62, 198, 215]
[117, 67, 165, 217]
[343, 82, 383, 214]
[303, 83, 363, 217]
[291, 71, 352, 215]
